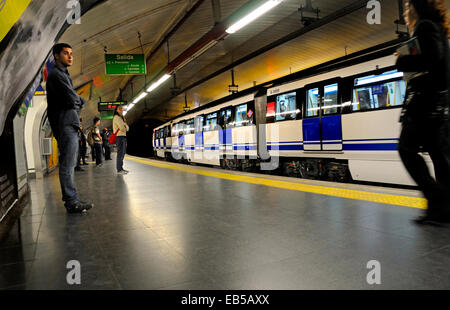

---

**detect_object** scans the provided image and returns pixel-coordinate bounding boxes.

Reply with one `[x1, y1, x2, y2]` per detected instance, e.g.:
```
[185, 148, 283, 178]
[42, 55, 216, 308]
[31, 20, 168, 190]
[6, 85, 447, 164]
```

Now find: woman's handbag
[108, 129, 120, 145]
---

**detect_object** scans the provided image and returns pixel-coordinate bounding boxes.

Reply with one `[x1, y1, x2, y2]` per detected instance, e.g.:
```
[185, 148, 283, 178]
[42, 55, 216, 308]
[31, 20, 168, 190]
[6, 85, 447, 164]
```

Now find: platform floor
[1, 154, 450, 290]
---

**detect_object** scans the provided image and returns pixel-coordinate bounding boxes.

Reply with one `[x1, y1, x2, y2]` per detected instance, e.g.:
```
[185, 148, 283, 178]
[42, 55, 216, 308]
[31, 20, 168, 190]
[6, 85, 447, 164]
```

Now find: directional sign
[98, 101, 127, 112]
[105, 54, 146, 75]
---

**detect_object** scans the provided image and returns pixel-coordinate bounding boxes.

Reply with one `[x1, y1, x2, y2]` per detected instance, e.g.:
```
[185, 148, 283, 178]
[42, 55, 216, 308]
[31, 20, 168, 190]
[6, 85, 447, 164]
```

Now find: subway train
[152, 45, 427, 187]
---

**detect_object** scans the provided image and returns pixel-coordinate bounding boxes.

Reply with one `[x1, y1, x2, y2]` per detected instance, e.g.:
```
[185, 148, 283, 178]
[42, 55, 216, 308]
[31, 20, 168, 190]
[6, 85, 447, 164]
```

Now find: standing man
[92, 117, 103, 167]
[102, 128, 112, 160]
[75, 120, 85, 172]
[46, 43, 93, 213]
[79, 125, 88, 165]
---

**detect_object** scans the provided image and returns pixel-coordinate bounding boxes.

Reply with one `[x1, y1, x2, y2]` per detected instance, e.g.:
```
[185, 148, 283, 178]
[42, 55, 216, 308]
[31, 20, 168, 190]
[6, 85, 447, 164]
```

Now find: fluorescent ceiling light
[226, 0, 283, 34]
[147, 74, 171, 93]
[174, 40, 219, 72]
[132, 92, 148, 104]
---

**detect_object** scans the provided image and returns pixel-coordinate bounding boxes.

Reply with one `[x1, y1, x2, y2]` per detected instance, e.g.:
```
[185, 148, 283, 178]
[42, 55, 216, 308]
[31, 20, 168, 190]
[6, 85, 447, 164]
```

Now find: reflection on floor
[1, 154, 450, 290]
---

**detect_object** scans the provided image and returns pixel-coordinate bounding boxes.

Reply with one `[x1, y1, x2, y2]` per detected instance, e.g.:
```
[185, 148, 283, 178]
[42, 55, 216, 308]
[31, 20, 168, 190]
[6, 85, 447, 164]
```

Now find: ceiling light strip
[226, 0, 283, 34]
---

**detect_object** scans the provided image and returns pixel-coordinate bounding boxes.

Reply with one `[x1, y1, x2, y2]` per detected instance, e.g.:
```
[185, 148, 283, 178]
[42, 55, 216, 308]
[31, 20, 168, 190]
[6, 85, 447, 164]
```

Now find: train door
[303, 80, 342, 151]
[194, 115, 204, 154]
[178, 121, 185, 152]
[219, 107, 233, 153]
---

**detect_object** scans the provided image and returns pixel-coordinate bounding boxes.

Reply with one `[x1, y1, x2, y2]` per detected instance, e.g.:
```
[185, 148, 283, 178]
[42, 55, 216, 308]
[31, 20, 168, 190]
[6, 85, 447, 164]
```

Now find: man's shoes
[117, 170, 128, 175]
[123, 169, 129, 173]
[65, 200, 93, 214]
[75, 167, 84, 171]
[96, 163, 103, 167]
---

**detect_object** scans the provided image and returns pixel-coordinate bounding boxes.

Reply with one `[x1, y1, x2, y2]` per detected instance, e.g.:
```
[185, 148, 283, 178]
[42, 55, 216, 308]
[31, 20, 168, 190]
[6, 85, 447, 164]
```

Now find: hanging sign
[98, 101, 127, 112]
[105, 54, 146, 75]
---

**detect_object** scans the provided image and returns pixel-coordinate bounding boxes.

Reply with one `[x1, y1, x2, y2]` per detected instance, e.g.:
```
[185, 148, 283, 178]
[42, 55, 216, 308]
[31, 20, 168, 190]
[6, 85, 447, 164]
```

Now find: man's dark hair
[93, 117, 100, 124]
[52, 43, 72, 56]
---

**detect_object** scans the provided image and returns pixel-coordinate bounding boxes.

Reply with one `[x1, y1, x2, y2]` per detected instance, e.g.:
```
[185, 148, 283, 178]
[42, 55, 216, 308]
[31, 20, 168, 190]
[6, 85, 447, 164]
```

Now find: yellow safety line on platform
[126, 156, 427, 210]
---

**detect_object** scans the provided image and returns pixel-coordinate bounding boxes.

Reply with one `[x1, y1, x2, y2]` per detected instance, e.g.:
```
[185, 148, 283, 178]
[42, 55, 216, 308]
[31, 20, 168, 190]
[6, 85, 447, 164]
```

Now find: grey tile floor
[1, 154, 450, 290]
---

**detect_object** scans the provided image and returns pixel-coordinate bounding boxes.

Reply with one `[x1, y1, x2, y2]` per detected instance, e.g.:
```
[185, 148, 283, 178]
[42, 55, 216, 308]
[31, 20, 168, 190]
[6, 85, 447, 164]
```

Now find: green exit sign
[105, 54, 146, 75]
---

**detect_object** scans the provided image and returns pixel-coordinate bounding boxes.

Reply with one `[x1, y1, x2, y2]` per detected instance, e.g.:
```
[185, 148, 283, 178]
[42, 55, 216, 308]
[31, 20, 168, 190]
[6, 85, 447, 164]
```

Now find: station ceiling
[59, 0, 407, 128]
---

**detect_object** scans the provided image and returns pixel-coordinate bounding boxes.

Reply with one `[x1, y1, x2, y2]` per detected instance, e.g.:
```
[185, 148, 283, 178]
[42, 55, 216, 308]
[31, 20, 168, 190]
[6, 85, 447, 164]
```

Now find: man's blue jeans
[116, 136, 127, 172]
[57, 125, 79, 204]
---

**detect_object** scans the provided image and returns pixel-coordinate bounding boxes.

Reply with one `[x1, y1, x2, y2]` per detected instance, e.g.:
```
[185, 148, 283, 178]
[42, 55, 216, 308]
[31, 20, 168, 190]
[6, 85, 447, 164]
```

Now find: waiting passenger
[91, 117, 103, 167]
[46, 43, 93, 213]
[113, 105, 129, 175]
[79, 125, 88, 166]
[75, 123, 86, 171]
[395, 0, 450, 224]
[102, 128, 112, 160]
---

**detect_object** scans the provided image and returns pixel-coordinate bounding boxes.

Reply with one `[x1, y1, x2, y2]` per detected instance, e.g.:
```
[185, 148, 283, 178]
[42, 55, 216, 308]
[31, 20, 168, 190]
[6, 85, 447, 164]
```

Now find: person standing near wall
[113, 106, 129, 175]
[46, 43, 93, 213]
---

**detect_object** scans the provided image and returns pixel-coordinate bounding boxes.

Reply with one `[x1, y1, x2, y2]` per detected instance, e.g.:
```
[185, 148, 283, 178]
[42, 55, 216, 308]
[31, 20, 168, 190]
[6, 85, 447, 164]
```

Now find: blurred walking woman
[113, 106, 129, 175]
[396, 0, 450, 224]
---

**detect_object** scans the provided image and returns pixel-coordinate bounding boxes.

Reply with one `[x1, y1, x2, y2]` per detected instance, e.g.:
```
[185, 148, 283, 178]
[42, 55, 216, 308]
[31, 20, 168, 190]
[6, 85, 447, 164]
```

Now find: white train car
[153, 44, 430, 187]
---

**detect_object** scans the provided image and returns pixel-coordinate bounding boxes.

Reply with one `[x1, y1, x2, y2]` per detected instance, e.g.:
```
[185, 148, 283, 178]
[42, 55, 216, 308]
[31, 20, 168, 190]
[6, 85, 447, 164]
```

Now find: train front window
[352, 80, 406, 112]
[306, 88, 320, 117]
[276, 92, 298, 121]
[323, 84, 338, 115]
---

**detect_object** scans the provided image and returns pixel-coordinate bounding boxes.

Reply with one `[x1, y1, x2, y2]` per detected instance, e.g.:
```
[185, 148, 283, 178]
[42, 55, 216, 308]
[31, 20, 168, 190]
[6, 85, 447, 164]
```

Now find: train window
[194, 115, 204, 133]
[306, 88, 320, 117]
[172, 124, 178, 136]
[165, 126, 171, 137]
[352, 79, 406, 112]
[220, 109, 233, 129]
[322, 83, 339, 115]
[205, 113, 218, 131]
[185, 119, 194, 135]
[235, 104, 253, 127]
[174, 122, 185, 136]
[275, 92, 298, 122]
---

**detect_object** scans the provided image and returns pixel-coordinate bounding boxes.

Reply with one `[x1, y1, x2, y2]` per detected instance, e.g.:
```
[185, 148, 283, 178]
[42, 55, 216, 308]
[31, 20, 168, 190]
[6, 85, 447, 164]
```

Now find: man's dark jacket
[46, 63, 85, 139]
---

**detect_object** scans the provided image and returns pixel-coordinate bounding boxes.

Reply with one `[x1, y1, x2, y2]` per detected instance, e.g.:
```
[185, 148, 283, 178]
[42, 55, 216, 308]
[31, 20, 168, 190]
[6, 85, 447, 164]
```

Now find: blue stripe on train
[267, 145, 303, 151]
[343, 143, 398, 151]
